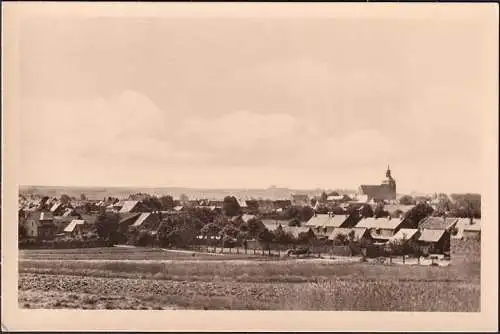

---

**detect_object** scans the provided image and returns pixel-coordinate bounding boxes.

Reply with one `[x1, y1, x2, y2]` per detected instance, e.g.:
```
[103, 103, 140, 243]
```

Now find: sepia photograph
[2, 2, 498, 332]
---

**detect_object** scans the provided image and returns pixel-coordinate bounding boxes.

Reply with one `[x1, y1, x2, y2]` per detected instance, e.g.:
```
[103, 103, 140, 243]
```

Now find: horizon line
[18, 183, 481, 196]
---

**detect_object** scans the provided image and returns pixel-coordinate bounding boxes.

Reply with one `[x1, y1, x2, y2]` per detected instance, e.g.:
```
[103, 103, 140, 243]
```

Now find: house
[261, 219, 291, 231]
[61, 208, 78, 217]
[49, 202, 66, 216]
[320, 214, 351, 235]
[130, 212, 162, 231]
[418, 217, 458, 232]
[237, 199, 248, 209]
[273, 200, 292, 211]
[119, 200, 141, 213]
[173, 205, 185, 212]
[291, 194, 310, 207]
[63, 219, 89, 237]
[245, 200, 260, 213]
[359, 166, 397, 202]
[454, 218, 481, 239]
[256, 200, 276, 214]
[22, 211, 57, 239]
[305, 214, 332, 228]
[355, 216, 407, 242]
[416, 228, 451, 255]
[389, 228, 419, 242]
[280, 226, 316, 240]
[118, 213, 142, 233]
[328, 227, 369, 243]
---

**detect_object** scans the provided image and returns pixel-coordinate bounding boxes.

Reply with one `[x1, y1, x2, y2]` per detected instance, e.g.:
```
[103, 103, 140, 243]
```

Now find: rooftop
[355, 217, 404, 230]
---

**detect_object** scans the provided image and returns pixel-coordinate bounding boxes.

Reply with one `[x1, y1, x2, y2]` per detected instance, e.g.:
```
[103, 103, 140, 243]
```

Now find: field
[18, 241, 480, 311]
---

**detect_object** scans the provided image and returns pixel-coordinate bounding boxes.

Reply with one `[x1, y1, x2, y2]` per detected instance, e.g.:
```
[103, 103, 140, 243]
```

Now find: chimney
[470, 216, 474, 225]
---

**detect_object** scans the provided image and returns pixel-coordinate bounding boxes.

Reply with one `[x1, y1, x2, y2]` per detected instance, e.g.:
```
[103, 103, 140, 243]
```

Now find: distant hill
[19, 185, 357, 201]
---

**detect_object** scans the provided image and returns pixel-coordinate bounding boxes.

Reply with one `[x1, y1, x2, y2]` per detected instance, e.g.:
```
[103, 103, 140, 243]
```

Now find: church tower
[382, 165, 397, 193]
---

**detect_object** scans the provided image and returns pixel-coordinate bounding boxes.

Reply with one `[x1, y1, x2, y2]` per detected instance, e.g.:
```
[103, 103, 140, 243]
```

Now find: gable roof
[418, 229, 446, 243]
[61, 208, 75, 217]
[119, 201, 139, 213]
[49, 202, 62, 213]
[328, 227, 368, 241]
[132, 213, 152, 227]
[305, 214, 331, 227]
[64, 219, 85, 233]
[323, 214, 349, 228]
[119, 212, 141, 224]
[389, 228, 419, 241]
[355, 217, 404, 230]
[418, 217, 458, 230]
[261, 219, 285, 231]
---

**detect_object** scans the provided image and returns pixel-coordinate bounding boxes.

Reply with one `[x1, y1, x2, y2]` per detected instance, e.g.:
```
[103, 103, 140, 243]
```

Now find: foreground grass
[19, 272, 479, 311]
[18, 240, 481, 311]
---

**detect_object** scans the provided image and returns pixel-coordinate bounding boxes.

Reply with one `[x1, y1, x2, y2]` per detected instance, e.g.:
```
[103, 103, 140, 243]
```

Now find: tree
[258, 228, 275, 255]
[141, 196, 163, 212]
[359, 204, 374, 218]
[399, 195, 415, 205]
[223, 196, 241, 217]
[320, 192, 328, 202]
[201, 222, 221, 238]
[273, 226, 294, 245]
[222, 224, 240, 239]
[80, 193, 87, 201]
[333, 233, 349, 246]
[299, 206, 315, 222]
[284, 206, 300, 220]
[404, 202, 434, 228]
[328, 191, 340, 197]
[390, 209, 404, 218]
[159, 195, 175, 210]
[60, 194, 71, 205]
[95, 212, 120, 243]
[246, 218, 266, 239]
[374, 204, 389, 218]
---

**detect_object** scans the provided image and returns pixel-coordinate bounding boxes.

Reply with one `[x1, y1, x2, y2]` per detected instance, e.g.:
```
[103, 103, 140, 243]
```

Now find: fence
[188, 240, 366, 258]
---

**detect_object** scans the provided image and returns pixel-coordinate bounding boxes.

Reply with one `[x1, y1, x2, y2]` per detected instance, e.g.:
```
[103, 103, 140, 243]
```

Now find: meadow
[18, 240, 480, 311]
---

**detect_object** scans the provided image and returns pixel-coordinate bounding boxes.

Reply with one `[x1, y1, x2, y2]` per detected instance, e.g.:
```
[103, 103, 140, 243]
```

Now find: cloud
[176, 110, 298, 151]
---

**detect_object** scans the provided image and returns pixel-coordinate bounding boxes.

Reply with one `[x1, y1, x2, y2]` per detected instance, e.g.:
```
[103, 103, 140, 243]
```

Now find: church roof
[359, 184, 395, 201]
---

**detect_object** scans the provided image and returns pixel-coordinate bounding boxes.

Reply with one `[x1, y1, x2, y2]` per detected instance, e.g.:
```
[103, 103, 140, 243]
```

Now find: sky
[17, 12, 493, 194]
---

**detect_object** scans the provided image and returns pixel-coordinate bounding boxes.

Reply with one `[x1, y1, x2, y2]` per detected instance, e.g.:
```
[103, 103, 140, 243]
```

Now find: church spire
[386, 165, 391, 178]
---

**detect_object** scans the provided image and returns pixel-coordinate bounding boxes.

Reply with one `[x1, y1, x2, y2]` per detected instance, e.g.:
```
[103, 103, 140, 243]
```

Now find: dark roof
[27, 211, 54, 221]
[119, 212, 141, 224]
[360, 185, 395, 201]
[418, 217, 458, 230]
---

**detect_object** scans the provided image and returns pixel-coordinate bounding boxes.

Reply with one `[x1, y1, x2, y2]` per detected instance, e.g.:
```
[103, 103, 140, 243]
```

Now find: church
[359, 166, 397, 202]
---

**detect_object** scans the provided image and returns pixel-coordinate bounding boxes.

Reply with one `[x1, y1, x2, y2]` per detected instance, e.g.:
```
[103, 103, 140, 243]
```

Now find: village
[18, 167, 481, 265]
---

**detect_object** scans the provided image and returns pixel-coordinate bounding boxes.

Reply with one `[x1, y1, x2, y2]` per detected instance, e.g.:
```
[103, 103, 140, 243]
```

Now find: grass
[19, 247, 266, 261]
[17, 240, 481, 311]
